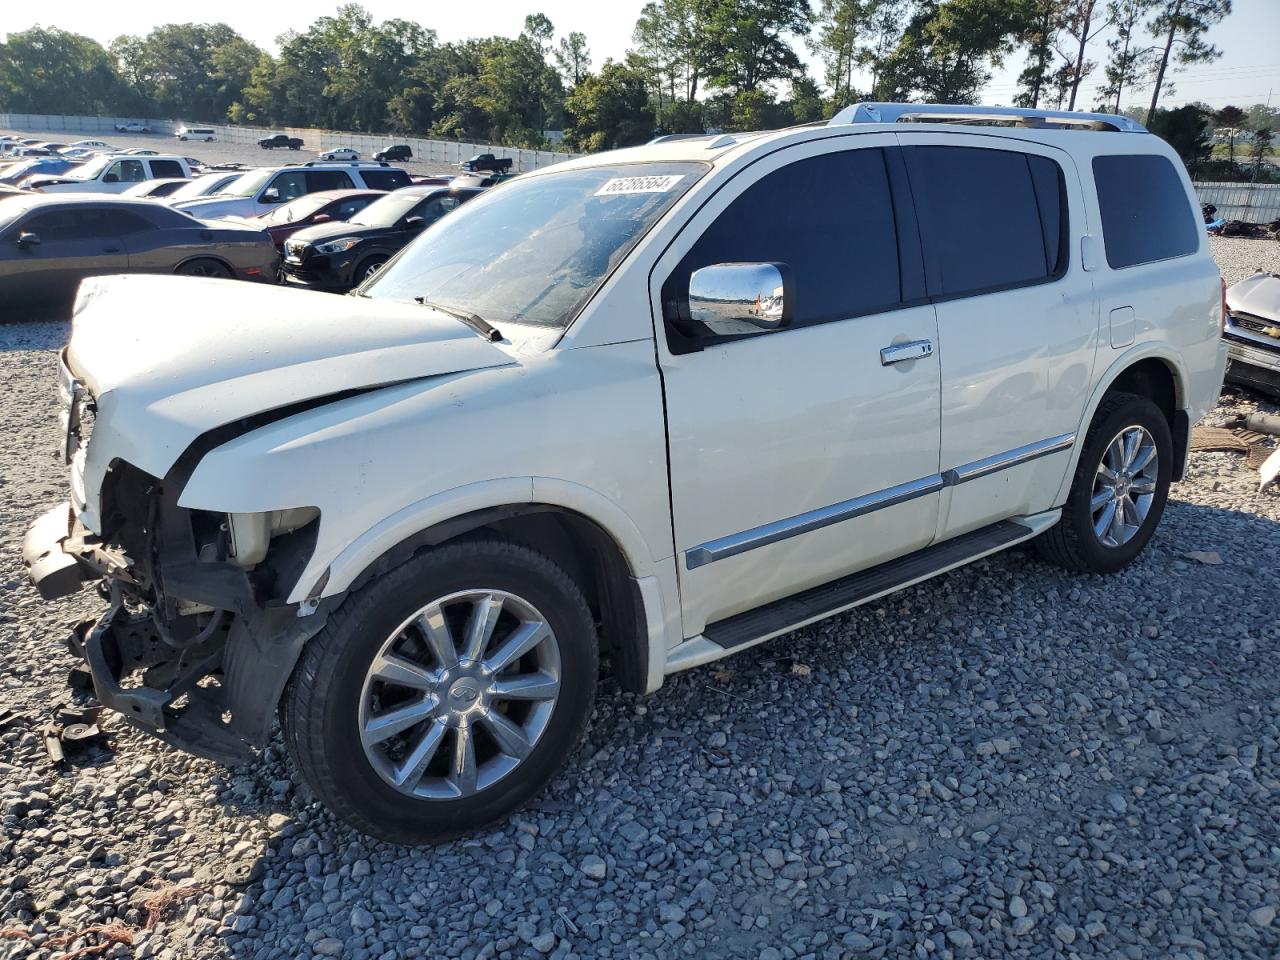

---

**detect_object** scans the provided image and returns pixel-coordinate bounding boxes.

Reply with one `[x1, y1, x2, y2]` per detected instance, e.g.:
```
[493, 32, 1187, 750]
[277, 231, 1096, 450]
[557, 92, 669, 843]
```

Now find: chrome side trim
[941, 432, 1076, 486]
[683, 433, 1078, 570]
[684, 474, 944, 570]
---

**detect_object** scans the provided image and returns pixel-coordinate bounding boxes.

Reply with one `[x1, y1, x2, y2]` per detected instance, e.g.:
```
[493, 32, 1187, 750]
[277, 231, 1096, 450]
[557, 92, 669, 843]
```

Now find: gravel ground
[2, 236, 1280, 960]
[1, 128, 462, 178]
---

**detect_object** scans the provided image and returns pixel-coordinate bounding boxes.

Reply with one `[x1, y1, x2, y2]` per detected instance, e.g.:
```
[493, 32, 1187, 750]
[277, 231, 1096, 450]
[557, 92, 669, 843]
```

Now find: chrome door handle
[880, 340, 933, 365]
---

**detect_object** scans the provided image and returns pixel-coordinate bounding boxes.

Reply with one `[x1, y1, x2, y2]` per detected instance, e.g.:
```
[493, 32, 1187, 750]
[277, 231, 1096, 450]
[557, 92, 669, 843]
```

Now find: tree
[704, 0, 810, 95]
[880, 0, 1024, 104]
[1245, 103, 1280, 133]
[1214, 104, 1246, 164]
[1053, 0, 1110, 110]
[563, 60, 654, 150]
[1251, 126, 1274, 180]
[1147, 103, 1212, 171]
[632, 0, 718, 105]
[1098, 0, 1157, 112]
[810, 0, 865, 107]
[522, 13, 555, 57]
[0, 27, 137, 115]
[554, 32, 592, 86]
[1013, 0, 1064, 109]
[110, 23, 265, 121]
[1144, 0, 1230, 125]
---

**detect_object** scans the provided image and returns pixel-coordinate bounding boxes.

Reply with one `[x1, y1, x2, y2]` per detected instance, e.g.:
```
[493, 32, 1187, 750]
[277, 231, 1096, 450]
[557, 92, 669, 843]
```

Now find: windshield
[221, 168, 273, 198]
[350, 191, 431, 227]
[262, 193, 332, 224]
[62, 155, 113, 180]
[361, 162, 706, 327]
[171, 174, 230, 201]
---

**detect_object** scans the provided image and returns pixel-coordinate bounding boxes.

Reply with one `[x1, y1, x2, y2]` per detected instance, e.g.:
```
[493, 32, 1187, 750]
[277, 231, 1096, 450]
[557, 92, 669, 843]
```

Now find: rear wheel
[1035, 392, 1172, 574]
[281, 537, 598, 844]
[175, 258, 232, 279]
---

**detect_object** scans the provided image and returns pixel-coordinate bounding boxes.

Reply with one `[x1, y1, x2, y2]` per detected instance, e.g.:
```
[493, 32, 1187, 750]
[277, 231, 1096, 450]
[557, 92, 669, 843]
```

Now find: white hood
[68, 275, 516, 512]
[173, 196, 255, 219]
[1226, 271, 1280, 321]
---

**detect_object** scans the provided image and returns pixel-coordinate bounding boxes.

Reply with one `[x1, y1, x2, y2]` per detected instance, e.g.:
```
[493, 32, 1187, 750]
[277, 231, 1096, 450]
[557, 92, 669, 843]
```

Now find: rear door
[895, 134, 1098, 539]
[102, 158, 147, 192]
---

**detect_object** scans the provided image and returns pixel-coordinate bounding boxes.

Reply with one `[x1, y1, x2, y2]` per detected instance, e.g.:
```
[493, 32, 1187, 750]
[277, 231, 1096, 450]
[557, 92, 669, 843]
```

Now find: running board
[665, 512, 1057, 675]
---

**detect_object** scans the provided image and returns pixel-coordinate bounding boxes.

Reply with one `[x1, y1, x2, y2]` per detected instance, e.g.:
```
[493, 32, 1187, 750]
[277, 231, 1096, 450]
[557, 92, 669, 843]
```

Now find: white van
[176, 127, 217, 142]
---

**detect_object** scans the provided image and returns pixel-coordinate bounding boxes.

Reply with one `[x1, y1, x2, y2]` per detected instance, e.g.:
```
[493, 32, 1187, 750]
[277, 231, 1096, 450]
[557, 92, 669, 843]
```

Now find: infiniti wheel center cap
[448, 678, 481, 706]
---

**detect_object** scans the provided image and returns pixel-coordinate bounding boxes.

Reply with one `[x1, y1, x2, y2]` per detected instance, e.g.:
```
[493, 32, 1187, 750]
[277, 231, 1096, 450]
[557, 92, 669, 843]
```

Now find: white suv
[26, 154, 192, 193]
[24, 103, 1226, 844]
[172, 161, 409, 219]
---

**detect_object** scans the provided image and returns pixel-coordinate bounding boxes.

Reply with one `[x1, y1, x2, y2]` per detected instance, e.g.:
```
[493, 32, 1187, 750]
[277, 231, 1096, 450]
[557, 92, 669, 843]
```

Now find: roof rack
[828, 102, 1147, 133]
[301, 159, 391, 167]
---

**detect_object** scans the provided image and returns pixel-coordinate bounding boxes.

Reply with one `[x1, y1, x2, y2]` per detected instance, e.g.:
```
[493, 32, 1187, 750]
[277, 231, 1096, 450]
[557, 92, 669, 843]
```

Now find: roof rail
[828, 102, 1147, 133]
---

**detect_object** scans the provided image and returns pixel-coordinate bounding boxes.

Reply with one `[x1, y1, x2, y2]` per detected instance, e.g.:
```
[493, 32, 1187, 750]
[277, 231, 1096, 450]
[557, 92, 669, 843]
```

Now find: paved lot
[1, 238, 1279, 960]
[2, 128, 463, 178]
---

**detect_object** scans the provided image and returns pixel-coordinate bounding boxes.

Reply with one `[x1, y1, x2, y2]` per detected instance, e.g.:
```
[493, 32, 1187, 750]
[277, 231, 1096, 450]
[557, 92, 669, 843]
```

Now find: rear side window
[904, 146, 1067, 298]
[308, 170, 355, 191]
[362, 169, 412, 190]
[666, 148, 902, 333]
[1092, 154, 1199, 268]
[149, 159, 184, 179]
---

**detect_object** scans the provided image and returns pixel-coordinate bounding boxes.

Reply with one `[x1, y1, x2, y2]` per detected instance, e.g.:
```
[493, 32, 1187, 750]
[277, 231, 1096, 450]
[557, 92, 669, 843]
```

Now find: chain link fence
[1193, 181, 1280, 222]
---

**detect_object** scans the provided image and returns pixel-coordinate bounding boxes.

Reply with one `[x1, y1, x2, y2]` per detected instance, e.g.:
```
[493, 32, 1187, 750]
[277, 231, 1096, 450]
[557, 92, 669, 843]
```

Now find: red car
[252, 190, 385, 249]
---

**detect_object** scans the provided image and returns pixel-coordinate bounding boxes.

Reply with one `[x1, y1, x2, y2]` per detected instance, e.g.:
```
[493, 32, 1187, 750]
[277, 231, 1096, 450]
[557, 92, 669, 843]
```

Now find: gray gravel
[2, 236, 1280, 960]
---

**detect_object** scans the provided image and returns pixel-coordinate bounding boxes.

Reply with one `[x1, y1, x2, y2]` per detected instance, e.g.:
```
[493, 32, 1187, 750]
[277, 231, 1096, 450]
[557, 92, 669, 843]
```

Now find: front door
[1, 207, 128, 313]
[652, 136, 944, 637]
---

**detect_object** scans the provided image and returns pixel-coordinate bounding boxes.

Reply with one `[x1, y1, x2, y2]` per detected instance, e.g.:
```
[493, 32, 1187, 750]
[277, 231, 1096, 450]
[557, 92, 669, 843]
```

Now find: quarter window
[904, 146, 1067, 298]
[307, 170, 355, 191]
[1092, 154, 1199, 268]
[149, 159, 184, 179]
[362, 169, 411, 190]
[665, 148, 902, 337]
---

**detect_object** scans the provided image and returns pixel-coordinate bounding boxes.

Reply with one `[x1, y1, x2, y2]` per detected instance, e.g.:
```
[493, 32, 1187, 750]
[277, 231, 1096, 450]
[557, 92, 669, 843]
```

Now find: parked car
[282, 184, 482, 290]
[251, 189, 385, 249]
[58, 147, 100, 160]
[34, 142, 69, 152]
[121, 178, 191, 199]
[22, 103, 1226, 845]
[176, 127, 217, 142]
[26, 155, 192, 194]
[258, 133, 305, 151]
[374, 144, 412, 162]
[161, 171, 246, 204]
[2, 157, 78, 186]
[460, 152, 513, 173]
[122, 149, 159, 156]
[174, 162, 409, 220]
[0, 195, 276, 316]
[71, 140, 112, 149]
[114, 121, 152, 134]
[319, 147, 359, 161]
[1223, 270, 1280, 398]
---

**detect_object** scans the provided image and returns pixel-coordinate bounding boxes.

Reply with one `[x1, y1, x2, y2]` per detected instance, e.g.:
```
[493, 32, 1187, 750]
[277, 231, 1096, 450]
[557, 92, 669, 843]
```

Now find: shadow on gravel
[202, 496, 1280, 960]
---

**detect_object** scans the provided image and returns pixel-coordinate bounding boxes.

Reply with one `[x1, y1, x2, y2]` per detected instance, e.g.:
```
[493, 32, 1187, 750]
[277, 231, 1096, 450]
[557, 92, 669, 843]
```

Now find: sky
[11, 0, 1280, 113]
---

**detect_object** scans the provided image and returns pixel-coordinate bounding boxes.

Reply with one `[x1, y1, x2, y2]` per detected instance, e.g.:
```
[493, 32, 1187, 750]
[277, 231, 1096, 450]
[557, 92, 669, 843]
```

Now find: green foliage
[110, 23, 264, 121]
[1147, 103, 1212, 170]
[1144, 0, 1230, 124]
[703, 0, 810, 95]
[563, 61, 655, 150]
[880, 0, 1023, 103]
[1096, 0, 1158, 112]
[0, 27, 139, 115]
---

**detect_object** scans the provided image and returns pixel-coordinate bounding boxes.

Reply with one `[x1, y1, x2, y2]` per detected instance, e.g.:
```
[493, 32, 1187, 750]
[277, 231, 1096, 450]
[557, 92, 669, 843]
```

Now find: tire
[175, 258, 232, 278]
[354, 255, 388, 285]
[179, 136, 187, 142]
[1035, 392, 1172, 574]
[281, 536, 599, 844]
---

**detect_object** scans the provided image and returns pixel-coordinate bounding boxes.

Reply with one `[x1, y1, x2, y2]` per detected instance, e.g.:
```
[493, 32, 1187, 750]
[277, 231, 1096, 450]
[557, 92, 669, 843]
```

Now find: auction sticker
[594, 174, 684, 196]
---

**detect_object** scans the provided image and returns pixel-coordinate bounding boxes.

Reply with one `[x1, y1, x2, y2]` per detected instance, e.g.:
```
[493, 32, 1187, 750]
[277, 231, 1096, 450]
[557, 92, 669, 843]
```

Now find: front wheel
[281, 537, 599, 844]
[175, 258, 232, 278]
[1035, 392, 1172, 574]
[354, 255, 387, 285]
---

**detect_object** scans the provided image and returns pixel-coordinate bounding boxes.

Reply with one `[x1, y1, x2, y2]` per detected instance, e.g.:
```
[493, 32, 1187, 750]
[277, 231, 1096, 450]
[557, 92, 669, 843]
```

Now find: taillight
[1220, 276, 1227, 334]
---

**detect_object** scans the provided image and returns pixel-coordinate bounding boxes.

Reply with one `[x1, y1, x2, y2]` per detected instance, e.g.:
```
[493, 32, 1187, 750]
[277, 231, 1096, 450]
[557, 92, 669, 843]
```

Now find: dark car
[0, 196, 278, 318]
[252, 189, 386, 249]
[374, 144, 413, 162]
[258, 133, 305, 151]
[282, 184, 483, 291]
[460, 152, 513, 174]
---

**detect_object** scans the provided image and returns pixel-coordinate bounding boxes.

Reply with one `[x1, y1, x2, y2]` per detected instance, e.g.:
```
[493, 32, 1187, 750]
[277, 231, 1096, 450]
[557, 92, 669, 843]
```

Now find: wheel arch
[173, 254, 235, 276]
[1054, 346, 1191, 505]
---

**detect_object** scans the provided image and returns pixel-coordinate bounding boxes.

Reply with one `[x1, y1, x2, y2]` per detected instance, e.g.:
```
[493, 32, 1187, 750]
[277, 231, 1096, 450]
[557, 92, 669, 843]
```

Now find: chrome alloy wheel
[1090, 424, 1159, 548]
[357, 590, 561, 799]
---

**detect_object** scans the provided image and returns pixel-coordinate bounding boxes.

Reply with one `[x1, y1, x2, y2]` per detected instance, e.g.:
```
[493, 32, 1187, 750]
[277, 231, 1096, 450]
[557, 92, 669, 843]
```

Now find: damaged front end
[23, 364, 334, 764]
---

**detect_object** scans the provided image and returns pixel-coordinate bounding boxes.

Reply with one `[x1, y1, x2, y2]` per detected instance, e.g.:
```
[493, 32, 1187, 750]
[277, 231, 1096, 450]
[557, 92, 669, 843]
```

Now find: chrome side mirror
[688, 262, 793, 336]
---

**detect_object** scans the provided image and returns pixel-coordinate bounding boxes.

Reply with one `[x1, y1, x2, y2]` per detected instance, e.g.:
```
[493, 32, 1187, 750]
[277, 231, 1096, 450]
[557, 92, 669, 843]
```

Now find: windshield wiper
[414, 297, 503, 342]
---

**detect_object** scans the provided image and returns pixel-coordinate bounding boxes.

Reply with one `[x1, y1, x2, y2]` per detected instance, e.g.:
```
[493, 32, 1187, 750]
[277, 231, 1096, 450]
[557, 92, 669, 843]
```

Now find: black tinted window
[97, 209, 154, 234]
[149, 159, 184, 179]
[362, 169, 411, 190]
[1093, 154, 1198, 268]
[905, 146, 1065, 297]
[308, 170, 355, 191]
[667, 149, 901, 332]
[21, 210, 80, 240]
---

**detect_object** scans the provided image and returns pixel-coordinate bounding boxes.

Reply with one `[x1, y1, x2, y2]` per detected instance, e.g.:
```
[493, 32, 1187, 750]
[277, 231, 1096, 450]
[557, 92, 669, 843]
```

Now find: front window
[361, 162, 707, 328]
[63, 155, 113, 181]
[262, 193, 332, 224]
[350, 191, 438, 228]
[222, 168, 274, 197]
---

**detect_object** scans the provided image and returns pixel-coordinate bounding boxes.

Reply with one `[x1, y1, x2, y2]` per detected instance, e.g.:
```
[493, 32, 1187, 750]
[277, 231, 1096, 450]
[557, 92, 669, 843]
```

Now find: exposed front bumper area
[1224, 334, 1280, 398]
[22, 503, 91, 600]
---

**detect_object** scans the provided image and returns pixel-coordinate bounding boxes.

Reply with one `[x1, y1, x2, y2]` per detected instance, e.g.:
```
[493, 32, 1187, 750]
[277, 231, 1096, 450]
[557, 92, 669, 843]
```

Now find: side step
[703, 520, 1029, 651]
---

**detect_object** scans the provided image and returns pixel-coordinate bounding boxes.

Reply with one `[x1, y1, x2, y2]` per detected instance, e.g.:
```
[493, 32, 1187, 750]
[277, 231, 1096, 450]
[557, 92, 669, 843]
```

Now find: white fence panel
[1194, 181, 1280, 222]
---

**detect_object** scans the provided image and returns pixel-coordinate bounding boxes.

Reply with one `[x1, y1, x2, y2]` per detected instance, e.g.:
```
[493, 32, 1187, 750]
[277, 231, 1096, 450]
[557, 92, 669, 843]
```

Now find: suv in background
[374, 144, 412, 162]
[172, 162, 410, 219]
[26, 155, 191, 193]
[24, 103, 1226, 846]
